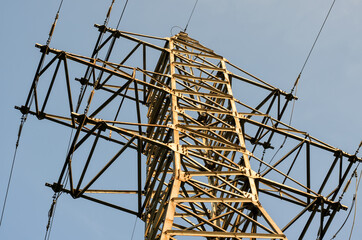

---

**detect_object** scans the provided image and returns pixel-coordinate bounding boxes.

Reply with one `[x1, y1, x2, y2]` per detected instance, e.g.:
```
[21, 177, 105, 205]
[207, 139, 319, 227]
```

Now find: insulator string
[46, 0, 65, 46]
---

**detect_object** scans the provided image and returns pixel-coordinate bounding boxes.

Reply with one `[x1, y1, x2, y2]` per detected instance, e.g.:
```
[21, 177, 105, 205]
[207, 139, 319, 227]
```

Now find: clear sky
[1, 0, 361, 239]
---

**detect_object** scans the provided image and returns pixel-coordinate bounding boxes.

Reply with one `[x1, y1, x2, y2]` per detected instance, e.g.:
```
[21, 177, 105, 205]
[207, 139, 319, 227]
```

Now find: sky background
[1, 0, 362, 239]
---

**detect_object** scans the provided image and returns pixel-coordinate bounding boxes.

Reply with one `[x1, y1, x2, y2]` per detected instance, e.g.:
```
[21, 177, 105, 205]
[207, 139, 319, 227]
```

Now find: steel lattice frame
[17, 24, 361, 240]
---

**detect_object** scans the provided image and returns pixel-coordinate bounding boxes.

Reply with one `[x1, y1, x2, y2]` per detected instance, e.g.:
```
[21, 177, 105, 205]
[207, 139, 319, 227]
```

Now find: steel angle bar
[174, 89, 233, 99]
[178, 110, 235, 129]
[177, 194, 275, 236]
[189, 171, 249, 197]
[318, 154, 340, 194]
[166, 230, 286, 239]
[75, 128, 102, 193]
[257, 205, 285, 235]
[183, 145, 244, 152]
[172, 49, 223, 60]
[181, 174, 280, 235]
[24, 48, 48, 108]
[172, 197, 253, 203]
[62, 57, 75, 126]
[177, 124, 236, 132]
[176, 89, 230, 112]
[97, 25, 168, 41]
[172, 38, 214, 54]
[178, 107, 233, 115]
[34, 46, 171, 95]
[76, 136, 136, 196]
[89, 78, 134, 118]
[243, 117, 359, 159]
[173, 52, 221, 69]
[81, 82, 140, 103]
[298, 201, 319, 240]
[174, 204, 236, 234]
[258, 189, 308, 208]
[186, 148, 239, 167]
[187, 171, 248, 177]
[182, 154, 240, 172]
[173, 74, 226, 84]
[173, 60, 224, 82]
[258, 179, 347, 210]
[15, 108, 137, 150]
[38, 52, 63, 76]
[187, 179, 247, 199]
[137, 67, 171, 89]
[40, 58, 62, 114]
[258, 177, 318, 199]
[99, 26, 168, 52]
[56, 115, 87, 187]
[176, 126, 238, 148]
[229, 72, 277, 92]
[181, 209, 239, 231]
[225, 60, 279, 90]
[45, 183, 138, 216]
[93, 33, 114, 56]
[260, 182, 312, 207]
[281, 198, 319, 232]
[98, 42, 142, 88]
[83, 190, 142, 194]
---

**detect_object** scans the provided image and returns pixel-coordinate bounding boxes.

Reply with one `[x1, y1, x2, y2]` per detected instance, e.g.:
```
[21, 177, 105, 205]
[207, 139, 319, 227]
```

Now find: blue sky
[1, 0, 362, 239]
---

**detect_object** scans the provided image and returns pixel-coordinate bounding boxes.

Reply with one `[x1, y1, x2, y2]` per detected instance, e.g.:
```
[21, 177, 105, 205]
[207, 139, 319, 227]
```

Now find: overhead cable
[283, 0, 338, 156]
[330, 161, 360, 239]
[292, 0, 337, 92]
[348, 169, 361, 239]
[184, 0, 199, 32]
[0, 0, 65, 228]
[116, 0, 130, 29]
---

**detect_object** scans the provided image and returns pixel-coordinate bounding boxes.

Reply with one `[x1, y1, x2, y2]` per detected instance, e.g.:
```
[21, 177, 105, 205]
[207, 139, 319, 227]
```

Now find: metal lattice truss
[18, 24, 362, 240]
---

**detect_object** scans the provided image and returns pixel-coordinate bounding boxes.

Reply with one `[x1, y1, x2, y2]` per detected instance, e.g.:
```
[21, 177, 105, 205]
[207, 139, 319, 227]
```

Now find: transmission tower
[17, 21, 361, 240]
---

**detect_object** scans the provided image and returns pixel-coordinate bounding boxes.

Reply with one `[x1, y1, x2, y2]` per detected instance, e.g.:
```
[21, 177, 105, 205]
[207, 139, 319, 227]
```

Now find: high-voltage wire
[116, 0, 130, 29]
[184, 0, 199, 32]
[290, 0, 338, 122]
[292, 0, 337, 92]
[268, 0, 338, 173]
[0, 0, 66, 228]
[348, 169, 361, 239]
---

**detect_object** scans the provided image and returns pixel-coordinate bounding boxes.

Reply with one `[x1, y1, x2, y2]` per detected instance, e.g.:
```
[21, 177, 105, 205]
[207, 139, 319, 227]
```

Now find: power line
[284, 0, 337, 153]
[329, 196, 355, 240]
[291, 0, 337, 92]
[0, 0, 66, 229]
[116, 0, 130, 29]
[264, 1, 338, 170]
[348, 169, 361, 240]
[130, 217, 138, 240]
[0, 117, 24, 227]
[75, 0, 116, 114]
[43, 128, 73, 240]
[184, 0, 199, 32]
